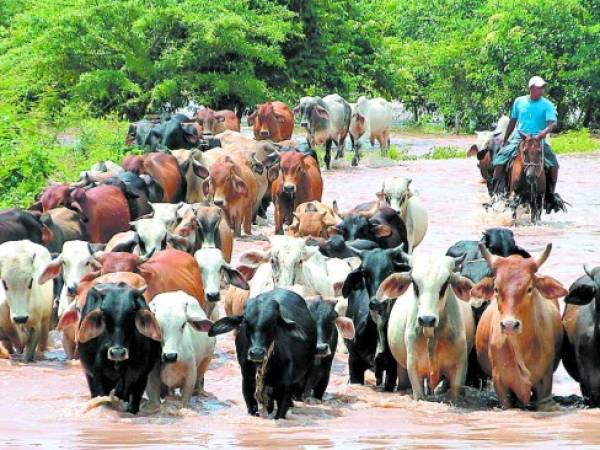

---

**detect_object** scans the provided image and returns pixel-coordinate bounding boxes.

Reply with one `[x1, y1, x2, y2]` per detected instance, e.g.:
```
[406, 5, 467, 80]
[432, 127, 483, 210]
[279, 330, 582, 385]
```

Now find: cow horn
[346, 245, 364, 257]
[137, 248, 156, 264]
[479, 243, 496, 269]
[332, 200, 345, 218]
[454, 253, 466, 271]
[390, 243, 412, 266]
[584, 264, 595, 279]
[358, 201, 379, 218]
[535, 243, 552, 269]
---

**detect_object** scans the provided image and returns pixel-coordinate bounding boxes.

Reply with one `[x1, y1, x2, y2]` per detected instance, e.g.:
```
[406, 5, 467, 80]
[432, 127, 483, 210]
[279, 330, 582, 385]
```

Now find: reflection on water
[2, 152, 600, 448]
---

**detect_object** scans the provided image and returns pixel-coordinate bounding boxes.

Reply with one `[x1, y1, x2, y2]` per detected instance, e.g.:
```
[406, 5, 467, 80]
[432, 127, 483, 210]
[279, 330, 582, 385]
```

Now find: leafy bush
[425, 146, 466, 160]
[551, 129, 600, 154]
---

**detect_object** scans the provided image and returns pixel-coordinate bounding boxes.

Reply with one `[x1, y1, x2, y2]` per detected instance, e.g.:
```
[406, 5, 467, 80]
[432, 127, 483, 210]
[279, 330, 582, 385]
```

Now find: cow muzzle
[500, 319, 521, 335]
[283, 184, 296, 194]
[162, 352, 178, 363]
[315, 343, 331, 357]
[418, 315, 437, 328]
[213, 198, 226, 207]
[107, 346, 129, 361]
[206, 292, 220, 302]
[300, 121, 309, 128]
[12, 315, 29, 325]
[248, 346, 266, 362]
[260, 130, 270, 139]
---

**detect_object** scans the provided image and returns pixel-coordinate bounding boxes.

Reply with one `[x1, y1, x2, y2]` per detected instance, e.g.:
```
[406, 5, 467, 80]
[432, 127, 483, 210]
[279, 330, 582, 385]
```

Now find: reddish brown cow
[196, 108, 240, 134]
[203, 158, 257, 236]
[472, 243, 567, 410]
[270, 151, 323, 234]
[68, 185, 130, 243]
[247, 101, 294, 142]
[39, 183, 72, 212]
[121, 153, 184, 203]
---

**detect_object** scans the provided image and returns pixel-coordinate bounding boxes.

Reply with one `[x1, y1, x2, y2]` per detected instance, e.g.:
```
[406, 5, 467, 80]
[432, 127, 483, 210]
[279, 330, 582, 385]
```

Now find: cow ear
[246, 111, 257, 126]
[233, 176, 248, 196]
[267, 164, 280, 183]
[372, 224, 393, 238]
[275, 113, 287, 124]
[377, 273, 412, 300]
[184, 298, 213, 332]
[471, 276, 495, 300]
[236, 264, 257, 281]
[314, 106, 330, 120]
[450, 273, 474, 301]
[208, 315, 243, 336]
[202, 178, 211, 197]
[166, 233, 189, 251]
[342, 268, 364, 298]
[192, 161, 209, 179]
[77, 309, 105, 343]
[534, 275, 568, 299]
[135, 309, 162, 341]
[564, 274, 597, 305]
[38, 256, 63, 284]
[111, 238, 138, 253]
[224, 265, 250, 290]
[277, 315, 307, 340]
[467, 145, 479, 158]
[335, 316, 355, 340]
[239, 249, 270, 267]
[58, 305, 79, 331]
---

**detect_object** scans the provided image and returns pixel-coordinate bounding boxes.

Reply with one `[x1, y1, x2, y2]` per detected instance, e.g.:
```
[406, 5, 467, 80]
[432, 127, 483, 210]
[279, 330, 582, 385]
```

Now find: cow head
[564, 265, 600, 307]
[272, 151, 308, 195]
[194, 247, 248, 302]
[481, 228, 530, 258]
[248, 102, 286, 140]
[471, 243, 567, 335]
[208, 292, 305, 362]
[0, 247, 40, 326]
[150, 292, 213, 363]
[202, 159, 247, 207]
[93, 249, 154, 274]
[307, 297, 355, 358]
[333, 212, 392, 243]
[77, 283, 161, 360]
[130, 218, 168, 255]
[351, 112, 366, 148]
[195, 204, 225, 248]
[180, 122, 200, 145]
[381, 177, 412, 212]
[39, 183, 71, 212]
[290, 210, 336, 238]
[377, 254, 473, 337]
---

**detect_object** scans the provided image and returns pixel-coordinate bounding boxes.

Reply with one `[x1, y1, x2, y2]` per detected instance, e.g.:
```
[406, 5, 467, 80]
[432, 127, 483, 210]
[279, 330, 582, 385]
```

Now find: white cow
[349, 96, 393, 165]
[147, 291, 215, 407]
[193, 247, 248, 304]
[38, 240, 100, 358]
[467, 115, 510, 157]
[130, 218, 169, 255]
[381, 177, 428, 253]
[0, 240, 54, 361]
[147, 202, 187, 230]
[377, 254, 475, 401]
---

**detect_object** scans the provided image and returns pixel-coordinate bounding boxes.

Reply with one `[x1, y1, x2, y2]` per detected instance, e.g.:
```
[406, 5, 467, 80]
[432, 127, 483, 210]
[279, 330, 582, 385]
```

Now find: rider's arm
[504, 118, 517, 144]
[537, 121, 555, 140]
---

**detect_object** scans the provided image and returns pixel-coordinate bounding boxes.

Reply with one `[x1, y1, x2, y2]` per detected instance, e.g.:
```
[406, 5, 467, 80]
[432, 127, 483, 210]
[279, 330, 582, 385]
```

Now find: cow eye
[28, 279, 33, 290]
[527, 286, 533, 294]
[494, 287, 499, 294]
[181, 323, 186, 330]
[2, 280, 7, 291]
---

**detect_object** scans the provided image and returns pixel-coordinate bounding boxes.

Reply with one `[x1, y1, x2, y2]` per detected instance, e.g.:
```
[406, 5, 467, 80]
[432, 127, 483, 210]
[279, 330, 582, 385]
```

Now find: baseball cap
[528, 76, 547, 88]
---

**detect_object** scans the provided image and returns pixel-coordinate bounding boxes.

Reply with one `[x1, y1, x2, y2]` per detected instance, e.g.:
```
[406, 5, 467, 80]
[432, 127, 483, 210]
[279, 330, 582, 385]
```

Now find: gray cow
[294, 94, 351, 170]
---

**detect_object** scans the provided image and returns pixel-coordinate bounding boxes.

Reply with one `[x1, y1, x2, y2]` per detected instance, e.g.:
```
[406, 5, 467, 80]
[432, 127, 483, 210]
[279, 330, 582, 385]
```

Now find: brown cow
[203, 157, 257, 236]
[287, 201, 339, 239]
[247, 101, 294, 142]
[269, 150, 323, 234]
[38, 183, 72, 212]
[67, 185, 130, 243]
[471, 243, 567, 410]
[196, 108, 240, 135]
[223, 285, 250, 317]
[122, 153, 185, 203]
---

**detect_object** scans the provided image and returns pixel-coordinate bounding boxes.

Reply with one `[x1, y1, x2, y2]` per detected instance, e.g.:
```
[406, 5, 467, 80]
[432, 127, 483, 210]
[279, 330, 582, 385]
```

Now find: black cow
[304, 297, 355, 400]
[341, 245, 410, 386]
[315, 235, 379, 259]
[77, 283, 161, 414]
[209, 288, 316, 419]
[39, 208, 87, 253]
[158, 114, 200, 150]
[562, 266, 600, 406]
[126, 120, 161, 151]
[0, 209, 44, 245]
[334, 206, 408, 249]
[368, 298, 397, 392]
[446, 227, 531, 388]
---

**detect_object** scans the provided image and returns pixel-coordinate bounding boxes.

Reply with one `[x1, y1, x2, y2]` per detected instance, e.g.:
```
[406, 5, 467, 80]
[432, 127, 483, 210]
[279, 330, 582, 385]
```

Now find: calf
[209, 288, 316, 419]
[305, 297, 355, 399]
[287, 201, 339, 239]
[147, 291, 215, 407]
[349, 97, 393, 165]
[368, 298, 398, 392]
[0, 240, 54, 361]
[377, 254, 475, 401]
[472, 244, 566, 409]
[561, 266, 600, 406]
[77, 283, 161, 414]
[270, 150, 323, 234]
[196, 108, 240, 134]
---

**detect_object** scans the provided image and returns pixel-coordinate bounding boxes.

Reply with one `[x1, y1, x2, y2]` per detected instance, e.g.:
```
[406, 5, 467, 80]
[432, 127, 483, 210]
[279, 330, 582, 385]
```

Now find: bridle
[519, 138, 544, 177]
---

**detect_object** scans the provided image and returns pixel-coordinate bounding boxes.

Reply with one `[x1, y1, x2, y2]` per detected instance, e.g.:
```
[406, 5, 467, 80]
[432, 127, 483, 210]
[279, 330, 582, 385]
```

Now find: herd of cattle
[0, 97, 599, 420]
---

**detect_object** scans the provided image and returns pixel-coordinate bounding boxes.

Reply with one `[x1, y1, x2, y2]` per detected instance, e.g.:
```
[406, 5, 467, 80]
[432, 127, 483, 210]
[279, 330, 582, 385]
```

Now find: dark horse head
[518, 131, 544, 184]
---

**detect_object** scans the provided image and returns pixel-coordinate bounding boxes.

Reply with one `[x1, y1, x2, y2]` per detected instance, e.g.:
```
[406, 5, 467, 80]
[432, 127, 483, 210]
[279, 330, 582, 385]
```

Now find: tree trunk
[454, 111, 462, 134]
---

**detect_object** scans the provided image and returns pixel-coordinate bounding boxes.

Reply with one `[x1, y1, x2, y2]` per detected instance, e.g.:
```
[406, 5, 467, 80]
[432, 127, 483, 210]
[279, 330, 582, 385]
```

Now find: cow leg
[233, 216, 242, 237]
[241, 365, 259, 416]
[24, 327, 40, 362]
[397, 363, 411, 390]
[407, 355, 425, 400]
[181, 367, 197, 407]
[62, 334, 76, 360]
[85, 372, 109, 398]
[380, 131, 390, 157]
[348, 353, 366, 384]
[127, 376, 148, 414]
[274, 205, 283, 235]
[384, 358, 398, 392]
[313, 360, 333, 400]
[324, 139, 332, 170]
[493, 374, 512, 409]
[243, 207, 253, 236]
[336, 129, 348, 159]
[39, 316, 50, 352]
[533, 370, 556, 411]
[195, 356, 211, 394]
[274, 386, 293, 420]
[146, 364, 162, 407]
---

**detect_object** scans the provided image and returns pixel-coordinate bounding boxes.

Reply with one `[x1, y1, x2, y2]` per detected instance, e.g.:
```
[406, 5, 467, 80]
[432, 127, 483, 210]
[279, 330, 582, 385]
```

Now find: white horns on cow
[535, 243, 552, 269]
[137, 248, 156, 265]
[479, 243, 497, 269]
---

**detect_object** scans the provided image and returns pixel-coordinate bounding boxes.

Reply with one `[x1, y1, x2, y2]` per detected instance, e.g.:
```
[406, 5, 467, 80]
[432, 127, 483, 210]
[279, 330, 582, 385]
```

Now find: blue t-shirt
[510, 95, 557, 135]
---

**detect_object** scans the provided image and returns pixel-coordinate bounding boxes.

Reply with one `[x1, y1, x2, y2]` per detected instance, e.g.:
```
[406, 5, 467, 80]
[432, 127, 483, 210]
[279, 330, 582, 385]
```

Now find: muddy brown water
[2, 144, 600, 448]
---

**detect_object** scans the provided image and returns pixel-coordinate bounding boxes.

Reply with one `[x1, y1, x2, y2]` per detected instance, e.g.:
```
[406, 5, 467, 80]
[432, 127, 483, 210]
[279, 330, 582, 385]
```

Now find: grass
[551, 129, 600, 154]
[425, 145, 467, 160]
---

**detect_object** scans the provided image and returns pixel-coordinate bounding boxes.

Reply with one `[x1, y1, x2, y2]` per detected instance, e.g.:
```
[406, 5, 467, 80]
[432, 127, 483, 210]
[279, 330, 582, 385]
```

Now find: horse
[508, 132, 545, 223]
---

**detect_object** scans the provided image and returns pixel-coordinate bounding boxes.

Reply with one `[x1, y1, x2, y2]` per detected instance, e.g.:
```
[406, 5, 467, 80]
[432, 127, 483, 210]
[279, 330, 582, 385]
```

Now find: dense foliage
[0, 0, 598, 207]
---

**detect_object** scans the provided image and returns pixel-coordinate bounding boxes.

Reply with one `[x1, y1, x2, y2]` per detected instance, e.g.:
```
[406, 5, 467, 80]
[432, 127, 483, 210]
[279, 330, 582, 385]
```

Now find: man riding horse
[491, 76, 566, 213]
